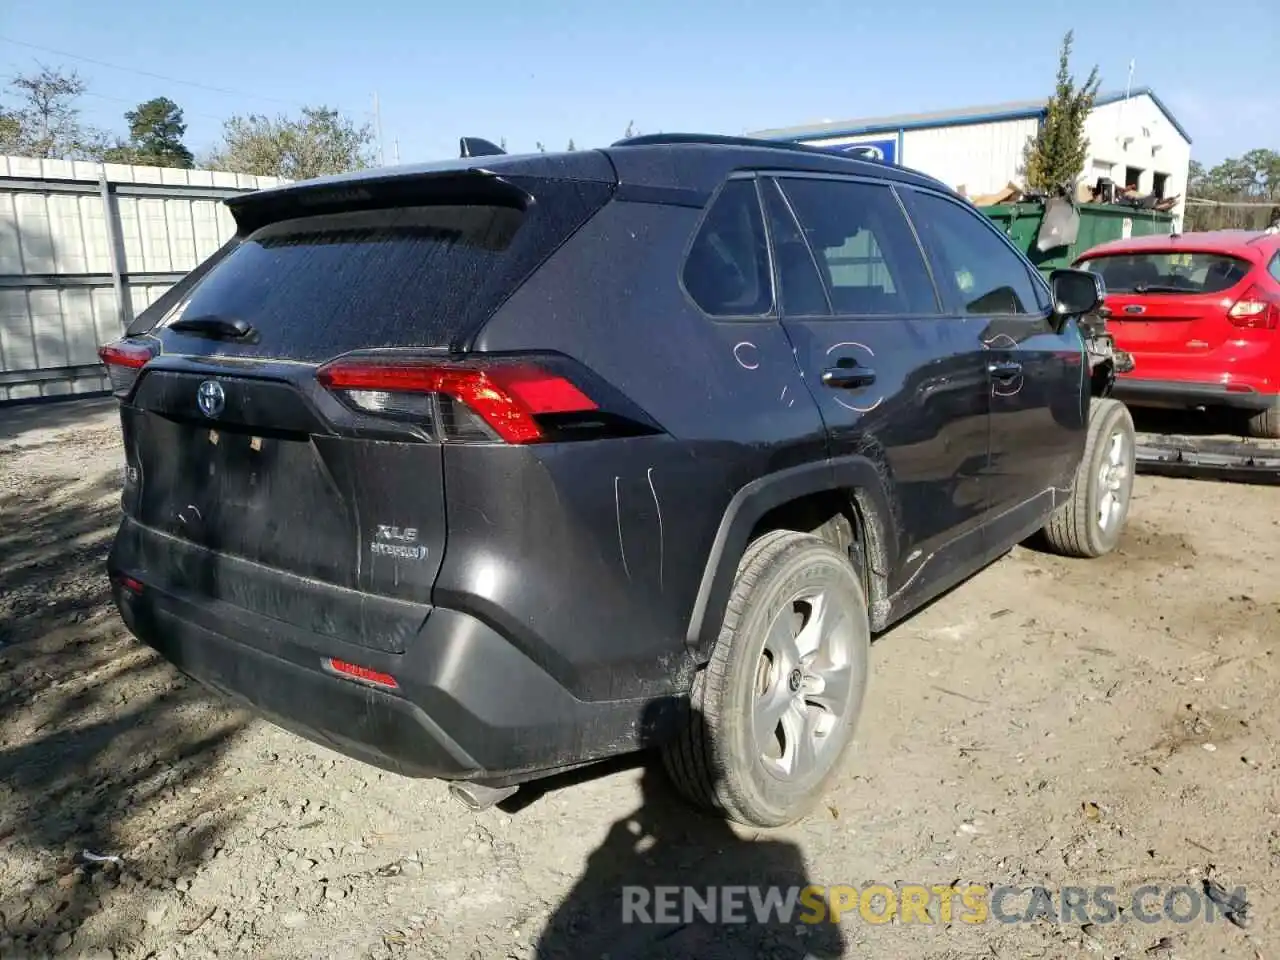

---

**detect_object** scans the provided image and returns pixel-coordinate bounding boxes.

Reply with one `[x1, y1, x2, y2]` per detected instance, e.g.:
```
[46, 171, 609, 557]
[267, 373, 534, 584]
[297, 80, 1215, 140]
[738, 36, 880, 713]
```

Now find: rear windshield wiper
[1132, 283, 1189, 294]
[168, 314, 255, 339]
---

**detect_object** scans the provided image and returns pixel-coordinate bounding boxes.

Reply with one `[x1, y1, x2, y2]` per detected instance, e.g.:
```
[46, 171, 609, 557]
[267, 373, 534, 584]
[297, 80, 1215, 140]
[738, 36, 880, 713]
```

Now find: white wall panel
[1085, 95, 1192, 228]
[0, 156, 284, 399]
[901, 118, 1041, 195]
[0, 289, 36, 371]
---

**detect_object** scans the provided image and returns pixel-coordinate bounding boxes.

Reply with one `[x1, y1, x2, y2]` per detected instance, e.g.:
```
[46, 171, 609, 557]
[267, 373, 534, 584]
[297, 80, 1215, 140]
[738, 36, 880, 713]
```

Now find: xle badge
[370, 524, 428, 561]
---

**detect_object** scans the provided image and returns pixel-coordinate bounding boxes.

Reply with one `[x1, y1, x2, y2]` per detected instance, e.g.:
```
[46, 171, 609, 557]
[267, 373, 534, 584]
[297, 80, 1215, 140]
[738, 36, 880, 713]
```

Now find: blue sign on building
[819, 137, 898, 165]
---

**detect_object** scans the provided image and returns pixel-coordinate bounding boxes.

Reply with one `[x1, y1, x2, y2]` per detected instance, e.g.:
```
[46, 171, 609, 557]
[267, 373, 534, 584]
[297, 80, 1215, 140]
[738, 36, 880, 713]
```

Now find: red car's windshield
[1078, 251, 1252, 295]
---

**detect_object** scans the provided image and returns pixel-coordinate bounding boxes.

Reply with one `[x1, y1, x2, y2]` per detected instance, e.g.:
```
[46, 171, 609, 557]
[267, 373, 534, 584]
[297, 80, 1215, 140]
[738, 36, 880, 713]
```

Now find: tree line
[0, 66, 645, 180]
[0, 65, 375, 180]
[1185, 150, 1280, 231]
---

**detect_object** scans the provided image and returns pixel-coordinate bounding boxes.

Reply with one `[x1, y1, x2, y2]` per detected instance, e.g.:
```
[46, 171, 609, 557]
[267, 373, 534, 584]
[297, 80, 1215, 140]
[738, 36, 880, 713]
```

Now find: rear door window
[904, 190, 1043, 316]
[777, 177, 939, 316]
[1078, 251, 1254, 294]
[682, 178, 774, 317]
[761, 178, 831, 316]
[1270, 253, 1280, 284]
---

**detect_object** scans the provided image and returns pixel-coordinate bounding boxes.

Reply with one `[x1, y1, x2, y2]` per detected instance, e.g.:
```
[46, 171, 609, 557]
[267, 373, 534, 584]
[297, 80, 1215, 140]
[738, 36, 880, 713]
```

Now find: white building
[751, 87, 1192, 229]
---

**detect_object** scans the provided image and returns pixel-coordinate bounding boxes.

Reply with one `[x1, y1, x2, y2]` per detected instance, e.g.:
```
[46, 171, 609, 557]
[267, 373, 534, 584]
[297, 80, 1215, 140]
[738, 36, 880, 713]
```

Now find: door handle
[988, 360, 1022, 380]
[821, 365, 877, 389]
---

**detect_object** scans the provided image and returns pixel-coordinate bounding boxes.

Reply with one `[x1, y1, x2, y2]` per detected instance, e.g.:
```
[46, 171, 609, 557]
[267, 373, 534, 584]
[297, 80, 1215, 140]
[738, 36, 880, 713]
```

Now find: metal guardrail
[1134, 433, 1280, 485]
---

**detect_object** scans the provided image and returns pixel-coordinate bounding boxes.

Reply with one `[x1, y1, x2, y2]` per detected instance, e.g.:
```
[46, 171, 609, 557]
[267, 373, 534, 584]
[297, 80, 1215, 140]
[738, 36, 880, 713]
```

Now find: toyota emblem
[197, 380, 225, 419]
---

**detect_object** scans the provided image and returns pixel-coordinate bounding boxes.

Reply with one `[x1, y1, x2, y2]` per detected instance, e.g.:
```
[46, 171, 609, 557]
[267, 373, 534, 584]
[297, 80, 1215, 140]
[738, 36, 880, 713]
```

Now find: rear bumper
[1111, 376, 1277, 412]
[108, 523, 685, 783]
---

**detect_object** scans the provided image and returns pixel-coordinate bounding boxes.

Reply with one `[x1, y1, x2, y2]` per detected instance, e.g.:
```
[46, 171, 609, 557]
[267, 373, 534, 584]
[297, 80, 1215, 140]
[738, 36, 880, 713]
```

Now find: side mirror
[1049, 267, 1105, 318]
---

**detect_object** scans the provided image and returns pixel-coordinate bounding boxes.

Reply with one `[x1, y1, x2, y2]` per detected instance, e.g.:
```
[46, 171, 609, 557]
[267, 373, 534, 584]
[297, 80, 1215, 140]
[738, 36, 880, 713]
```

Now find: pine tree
[566, 138, 576, 152]
[1024, 31, 1100, 193]
[104, 97, 194, 168]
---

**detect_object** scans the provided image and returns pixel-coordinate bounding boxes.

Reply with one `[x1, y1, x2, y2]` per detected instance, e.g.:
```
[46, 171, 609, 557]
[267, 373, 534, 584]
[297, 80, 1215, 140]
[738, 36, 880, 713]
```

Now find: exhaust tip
[448, 781, 518, 812]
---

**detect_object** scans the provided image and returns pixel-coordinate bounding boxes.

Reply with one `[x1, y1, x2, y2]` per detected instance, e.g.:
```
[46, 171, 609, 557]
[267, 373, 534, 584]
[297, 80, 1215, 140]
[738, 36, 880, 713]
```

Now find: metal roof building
[751, 87, 1192, 227]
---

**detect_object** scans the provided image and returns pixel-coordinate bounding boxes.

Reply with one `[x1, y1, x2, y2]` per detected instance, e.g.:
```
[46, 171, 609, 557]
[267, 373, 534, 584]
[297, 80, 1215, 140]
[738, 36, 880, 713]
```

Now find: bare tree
[0, 66, 110, 159]
[206, 106, 375, 180]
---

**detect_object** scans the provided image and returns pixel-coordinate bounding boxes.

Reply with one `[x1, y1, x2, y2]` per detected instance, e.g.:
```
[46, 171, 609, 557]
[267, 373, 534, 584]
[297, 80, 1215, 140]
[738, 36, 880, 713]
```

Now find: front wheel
[1041, 397, 1136, 558]
[662, 531, 870, 827]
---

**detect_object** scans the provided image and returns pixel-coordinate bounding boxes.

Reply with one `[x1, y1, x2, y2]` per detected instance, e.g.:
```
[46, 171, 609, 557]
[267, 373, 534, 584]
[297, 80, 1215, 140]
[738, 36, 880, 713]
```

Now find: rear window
[144, 178, 612, 360]
[1079, 251, 1253, 295]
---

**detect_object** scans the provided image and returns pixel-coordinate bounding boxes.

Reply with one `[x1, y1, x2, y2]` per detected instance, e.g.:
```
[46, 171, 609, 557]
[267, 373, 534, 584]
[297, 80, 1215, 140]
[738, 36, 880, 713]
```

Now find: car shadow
[1129, 404, 1248, 439]
[530, 705, 846, 960]
[0, 462, 248, 956]
[0, 396, 119, 443]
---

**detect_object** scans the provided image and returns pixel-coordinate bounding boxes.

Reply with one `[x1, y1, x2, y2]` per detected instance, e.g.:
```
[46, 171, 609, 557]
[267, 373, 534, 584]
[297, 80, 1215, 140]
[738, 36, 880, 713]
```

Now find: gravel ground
[1, 398, 1277, 960]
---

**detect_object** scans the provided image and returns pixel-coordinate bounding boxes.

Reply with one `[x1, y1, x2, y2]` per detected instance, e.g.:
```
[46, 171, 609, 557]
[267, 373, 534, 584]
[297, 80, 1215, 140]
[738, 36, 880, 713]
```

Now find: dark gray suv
[101, 134, 1135, 827]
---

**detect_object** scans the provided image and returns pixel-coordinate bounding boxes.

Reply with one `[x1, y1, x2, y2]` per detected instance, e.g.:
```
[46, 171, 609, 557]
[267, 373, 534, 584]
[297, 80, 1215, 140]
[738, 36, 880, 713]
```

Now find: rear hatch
[1078, 249, 1256, 354]
[106, 159, 616, 652]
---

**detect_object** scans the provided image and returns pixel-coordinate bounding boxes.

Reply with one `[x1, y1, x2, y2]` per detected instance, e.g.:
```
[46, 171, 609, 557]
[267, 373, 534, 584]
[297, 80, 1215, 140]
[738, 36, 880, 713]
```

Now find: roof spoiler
[460, 137, 506, 158]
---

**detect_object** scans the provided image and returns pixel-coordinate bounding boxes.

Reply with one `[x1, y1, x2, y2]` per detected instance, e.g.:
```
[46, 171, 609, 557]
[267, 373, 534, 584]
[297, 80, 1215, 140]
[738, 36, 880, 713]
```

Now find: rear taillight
[99, 340, 156, 398]
[316, 356, 600, 444]
[1227, 286, 1280, 330]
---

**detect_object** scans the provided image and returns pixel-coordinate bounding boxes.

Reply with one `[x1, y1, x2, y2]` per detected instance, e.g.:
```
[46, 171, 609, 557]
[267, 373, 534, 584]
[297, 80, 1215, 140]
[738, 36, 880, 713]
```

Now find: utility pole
[393, 139, 400, 164]
[373, 91, 385, 166]
[1117, 59, 1135, 148]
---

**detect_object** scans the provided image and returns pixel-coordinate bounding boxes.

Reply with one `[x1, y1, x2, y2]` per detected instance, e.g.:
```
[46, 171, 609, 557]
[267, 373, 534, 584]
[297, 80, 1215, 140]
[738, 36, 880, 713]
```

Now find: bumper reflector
[325, 657, 399, 690]
[114, 574, 145, 595]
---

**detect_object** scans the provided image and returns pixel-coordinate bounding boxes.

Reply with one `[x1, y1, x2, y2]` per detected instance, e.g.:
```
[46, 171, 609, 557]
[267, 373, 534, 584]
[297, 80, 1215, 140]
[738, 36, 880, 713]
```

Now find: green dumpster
[979, 202, 1175, 277]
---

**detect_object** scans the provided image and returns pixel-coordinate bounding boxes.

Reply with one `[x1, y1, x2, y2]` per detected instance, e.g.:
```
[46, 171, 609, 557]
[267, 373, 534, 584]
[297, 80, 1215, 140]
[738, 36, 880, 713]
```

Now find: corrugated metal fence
[0, 155, 283, 403]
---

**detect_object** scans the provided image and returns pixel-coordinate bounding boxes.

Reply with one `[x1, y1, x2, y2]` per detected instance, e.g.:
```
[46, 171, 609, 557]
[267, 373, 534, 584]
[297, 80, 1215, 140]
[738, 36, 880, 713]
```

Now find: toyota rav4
[101, 135, 1135, 827]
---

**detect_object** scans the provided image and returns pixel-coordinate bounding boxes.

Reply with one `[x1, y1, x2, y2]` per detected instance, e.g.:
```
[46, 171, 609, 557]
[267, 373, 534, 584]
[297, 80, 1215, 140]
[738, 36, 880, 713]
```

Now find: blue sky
[3, 0, 1275, 166]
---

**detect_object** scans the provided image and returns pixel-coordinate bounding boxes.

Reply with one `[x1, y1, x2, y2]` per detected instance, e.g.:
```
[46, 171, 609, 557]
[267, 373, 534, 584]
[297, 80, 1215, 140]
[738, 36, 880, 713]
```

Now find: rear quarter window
[681, 178, 774, 317]
[1080, 251, 1253, 294]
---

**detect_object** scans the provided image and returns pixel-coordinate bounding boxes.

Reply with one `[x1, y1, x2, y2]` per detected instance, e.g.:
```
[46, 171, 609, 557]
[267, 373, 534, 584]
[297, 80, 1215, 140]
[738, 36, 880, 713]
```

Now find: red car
[1074, 230, 1280, 438]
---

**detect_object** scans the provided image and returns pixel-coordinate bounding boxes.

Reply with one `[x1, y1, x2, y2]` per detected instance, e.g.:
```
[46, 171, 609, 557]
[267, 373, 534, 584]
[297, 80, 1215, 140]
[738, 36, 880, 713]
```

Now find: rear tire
[1041, 397, 1136, 558]
[663, 531, 870, 827]
[1246, 401, 1280, 440]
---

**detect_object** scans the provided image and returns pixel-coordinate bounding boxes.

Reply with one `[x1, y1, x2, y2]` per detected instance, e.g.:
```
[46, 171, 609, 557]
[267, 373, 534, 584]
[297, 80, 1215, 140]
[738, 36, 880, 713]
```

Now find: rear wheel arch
[686, 458, 898, 657]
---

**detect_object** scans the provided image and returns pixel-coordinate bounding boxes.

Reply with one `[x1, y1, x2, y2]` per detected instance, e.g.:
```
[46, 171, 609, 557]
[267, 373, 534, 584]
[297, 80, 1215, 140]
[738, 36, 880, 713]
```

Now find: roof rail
[610, 132, 892, 162]
[608, 132, 967, 197]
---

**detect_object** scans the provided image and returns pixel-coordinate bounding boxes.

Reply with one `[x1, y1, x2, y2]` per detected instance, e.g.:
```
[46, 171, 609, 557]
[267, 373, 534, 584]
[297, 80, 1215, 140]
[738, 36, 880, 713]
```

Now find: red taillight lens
[1227, 286, 1280, 330]
[325, 657, 398, 690]
[99, 340, 156, 397]
[316, 356, 598, 444]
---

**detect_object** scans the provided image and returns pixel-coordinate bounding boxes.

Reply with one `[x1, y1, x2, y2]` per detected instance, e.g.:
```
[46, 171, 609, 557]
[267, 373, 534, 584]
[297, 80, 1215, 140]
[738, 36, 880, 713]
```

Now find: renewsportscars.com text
[621, 883, 1247, 926]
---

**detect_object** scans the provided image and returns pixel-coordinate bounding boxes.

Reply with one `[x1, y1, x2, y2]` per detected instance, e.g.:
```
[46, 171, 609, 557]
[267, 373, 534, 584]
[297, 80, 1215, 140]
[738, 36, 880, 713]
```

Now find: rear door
[766, 174, 992, 600]
[901, 187, 1086, 549]
[112, 172, 613, 652]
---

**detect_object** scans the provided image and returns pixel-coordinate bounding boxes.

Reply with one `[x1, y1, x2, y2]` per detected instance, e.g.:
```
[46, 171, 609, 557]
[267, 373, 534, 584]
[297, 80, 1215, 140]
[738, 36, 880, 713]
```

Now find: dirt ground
[1, 398, 1277, 960]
